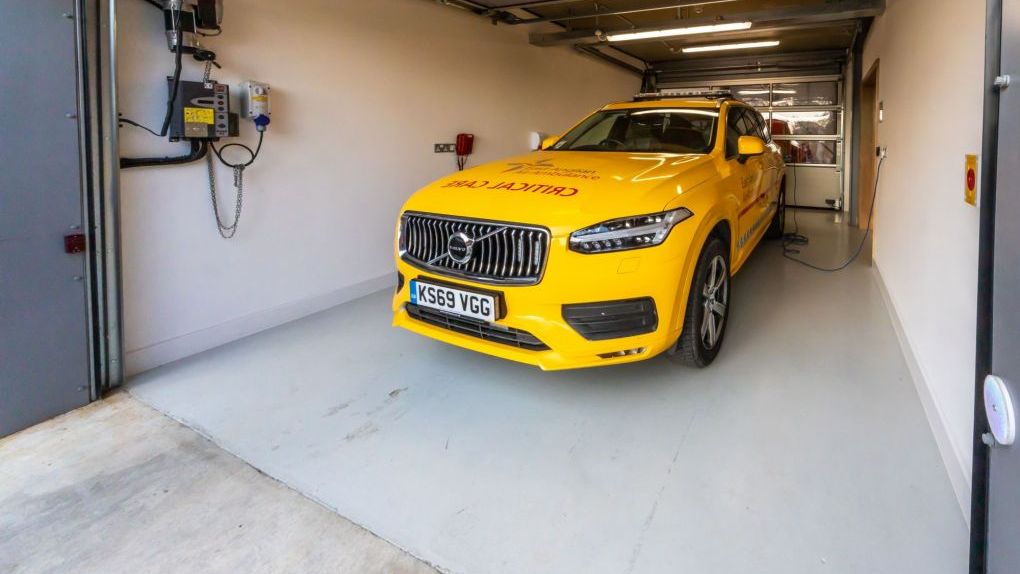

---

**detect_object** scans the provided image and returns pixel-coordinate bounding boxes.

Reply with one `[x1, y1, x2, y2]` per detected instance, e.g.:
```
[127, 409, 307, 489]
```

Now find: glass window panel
[769, 110, 839, 136]
[774, 140, 837, 165]
[731, 84, 770, 107]
[771, 81, 839, 106]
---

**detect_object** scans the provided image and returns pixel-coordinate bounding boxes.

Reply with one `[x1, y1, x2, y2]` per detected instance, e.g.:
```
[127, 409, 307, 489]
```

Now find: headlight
[397, 214, 407, 254]
[569, 208, 693, 254]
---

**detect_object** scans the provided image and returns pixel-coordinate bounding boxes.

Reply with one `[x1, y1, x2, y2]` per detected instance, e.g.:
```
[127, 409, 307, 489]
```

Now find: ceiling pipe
[490, 0, 738, 25]
[574, 45, 646, 76]
[482, 0, 618, 13]
[435, 0, 491, 14]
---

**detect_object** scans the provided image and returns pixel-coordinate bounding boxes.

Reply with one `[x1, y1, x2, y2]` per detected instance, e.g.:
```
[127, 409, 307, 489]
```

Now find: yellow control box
[965, 154, 978, 206]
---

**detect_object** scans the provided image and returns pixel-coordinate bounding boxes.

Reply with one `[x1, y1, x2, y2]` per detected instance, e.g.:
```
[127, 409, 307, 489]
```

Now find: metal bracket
[994, 74, 1011, 91]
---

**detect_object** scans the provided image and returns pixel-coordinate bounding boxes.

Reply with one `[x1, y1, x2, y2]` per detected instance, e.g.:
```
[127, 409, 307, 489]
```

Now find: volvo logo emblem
[447, 232, 475, 264]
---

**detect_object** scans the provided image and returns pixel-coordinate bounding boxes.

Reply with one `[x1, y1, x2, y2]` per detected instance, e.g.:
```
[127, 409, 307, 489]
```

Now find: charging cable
[781, 153, 886, 272]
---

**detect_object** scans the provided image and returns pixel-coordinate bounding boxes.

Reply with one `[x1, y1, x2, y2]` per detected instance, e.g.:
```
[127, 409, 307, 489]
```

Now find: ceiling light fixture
[606, 21, 752, 43]
[682, 40, 780, 53]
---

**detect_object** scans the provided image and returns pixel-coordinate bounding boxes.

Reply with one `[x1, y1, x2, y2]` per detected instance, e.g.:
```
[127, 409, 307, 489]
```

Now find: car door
[749, 109, 782, 215]
[725, 107, 767, 263]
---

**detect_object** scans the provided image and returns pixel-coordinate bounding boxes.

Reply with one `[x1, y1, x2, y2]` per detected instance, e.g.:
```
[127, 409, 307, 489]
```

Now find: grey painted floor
[0, 393, 437, 574]
[126, 211, 968, 574]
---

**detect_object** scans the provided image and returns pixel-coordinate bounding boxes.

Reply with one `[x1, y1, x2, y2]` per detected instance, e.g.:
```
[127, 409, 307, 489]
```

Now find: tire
[765, 182, 786, 240]
[670, 237, 730, 368]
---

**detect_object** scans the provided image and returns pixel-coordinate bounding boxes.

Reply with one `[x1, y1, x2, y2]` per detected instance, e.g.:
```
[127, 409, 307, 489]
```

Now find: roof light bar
[606, 21, 752, 43]
[682, 40, 780, 53]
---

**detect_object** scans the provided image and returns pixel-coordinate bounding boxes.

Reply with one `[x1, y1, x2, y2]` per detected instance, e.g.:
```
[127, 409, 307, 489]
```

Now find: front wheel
[669, 237, 730, 367]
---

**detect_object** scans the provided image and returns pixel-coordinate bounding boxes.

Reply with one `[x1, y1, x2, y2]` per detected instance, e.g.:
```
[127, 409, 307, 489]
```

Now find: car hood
[402, 151, 716, 233]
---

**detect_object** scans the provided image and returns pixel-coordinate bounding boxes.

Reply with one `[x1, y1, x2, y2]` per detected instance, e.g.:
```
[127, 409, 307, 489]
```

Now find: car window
[565, 114, 617, 149]
[725, 107, 755, 158]
[750, 110, 770, 142]
[552, 108, 718, 154]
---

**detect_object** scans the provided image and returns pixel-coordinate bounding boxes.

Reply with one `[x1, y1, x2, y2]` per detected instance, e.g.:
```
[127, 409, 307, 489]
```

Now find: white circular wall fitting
[984, 374, 1016, 446]
[528, 131, 545, 151]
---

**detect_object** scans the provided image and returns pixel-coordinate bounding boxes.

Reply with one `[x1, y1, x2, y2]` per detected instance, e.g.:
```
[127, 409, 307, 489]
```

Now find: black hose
[121, 139, 207, 169]
[782, 155, 886, 272]
[210, 131, 265, 168]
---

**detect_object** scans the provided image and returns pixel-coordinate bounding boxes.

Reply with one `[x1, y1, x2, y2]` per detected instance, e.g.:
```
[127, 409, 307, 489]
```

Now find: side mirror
[737, 135, 766, 163]
[540, 135, 560, 150]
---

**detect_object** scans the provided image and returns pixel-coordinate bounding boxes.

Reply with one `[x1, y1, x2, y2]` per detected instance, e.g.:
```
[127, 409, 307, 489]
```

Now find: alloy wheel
[700, 255, 729, 349]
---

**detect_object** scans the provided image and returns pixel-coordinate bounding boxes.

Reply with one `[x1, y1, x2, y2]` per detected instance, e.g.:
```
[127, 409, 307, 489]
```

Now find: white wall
[117, 0, 638, 375]
[862, 0, 984, 517]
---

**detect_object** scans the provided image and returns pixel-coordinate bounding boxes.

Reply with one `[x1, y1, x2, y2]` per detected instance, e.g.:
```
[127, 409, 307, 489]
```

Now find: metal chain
[206, 152, 244, 239]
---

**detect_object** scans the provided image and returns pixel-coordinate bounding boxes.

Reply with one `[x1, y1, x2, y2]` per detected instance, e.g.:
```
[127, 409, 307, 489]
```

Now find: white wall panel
[862, 0, 984, 518]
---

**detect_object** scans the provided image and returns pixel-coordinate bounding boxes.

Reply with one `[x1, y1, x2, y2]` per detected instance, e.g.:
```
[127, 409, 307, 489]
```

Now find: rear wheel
[765, 182, 786, 239]
[670, 237, 730, 367]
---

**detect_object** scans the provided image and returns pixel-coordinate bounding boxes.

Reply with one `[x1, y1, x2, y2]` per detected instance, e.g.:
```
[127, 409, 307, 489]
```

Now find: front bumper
[392, 228, 698, 370]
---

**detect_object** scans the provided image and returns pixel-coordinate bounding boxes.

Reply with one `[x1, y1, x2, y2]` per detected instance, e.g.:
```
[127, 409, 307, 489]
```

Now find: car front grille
[400, 212, 549, 285]
[406, 304, 549, 351]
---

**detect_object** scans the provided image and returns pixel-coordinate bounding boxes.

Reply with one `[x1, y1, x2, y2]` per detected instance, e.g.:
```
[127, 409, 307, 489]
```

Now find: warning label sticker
[183, 107, 215, 125]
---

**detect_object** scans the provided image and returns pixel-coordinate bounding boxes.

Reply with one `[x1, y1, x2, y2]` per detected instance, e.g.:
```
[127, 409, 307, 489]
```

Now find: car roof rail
[632, 89, 735, 102]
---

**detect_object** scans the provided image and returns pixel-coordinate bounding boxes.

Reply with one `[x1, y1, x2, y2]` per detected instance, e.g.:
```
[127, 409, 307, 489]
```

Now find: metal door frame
[971, 0, 1002, 571]
[74, 0, 123, 398]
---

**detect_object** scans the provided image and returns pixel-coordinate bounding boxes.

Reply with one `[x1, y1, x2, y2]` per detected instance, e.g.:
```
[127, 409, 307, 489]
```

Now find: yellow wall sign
[965, 154, 978, 206]
[183, 107, 215, 125]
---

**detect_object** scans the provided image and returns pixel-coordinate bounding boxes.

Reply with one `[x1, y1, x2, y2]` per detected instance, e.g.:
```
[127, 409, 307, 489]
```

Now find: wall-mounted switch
[965, 154, 979, 206]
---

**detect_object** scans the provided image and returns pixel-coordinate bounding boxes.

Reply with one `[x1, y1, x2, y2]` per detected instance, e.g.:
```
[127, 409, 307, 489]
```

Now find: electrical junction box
[168, 78, 239, 141]
[240, 81, 271, 121]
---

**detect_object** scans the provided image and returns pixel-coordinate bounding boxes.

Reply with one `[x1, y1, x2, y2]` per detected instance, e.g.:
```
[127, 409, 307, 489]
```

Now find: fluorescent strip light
[683, 40, 780, 53]
[606, 21, 751, 43]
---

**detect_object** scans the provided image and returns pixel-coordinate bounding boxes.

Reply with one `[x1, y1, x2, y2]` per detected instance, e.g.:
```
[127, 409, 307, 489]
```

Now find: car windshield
[551, 108, 718, 154]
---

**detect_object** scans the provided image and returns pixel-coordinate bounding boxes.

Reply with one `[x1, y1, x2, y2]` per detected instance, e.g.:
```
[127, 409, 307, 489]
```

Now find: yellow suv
[393, 96, 785, 370]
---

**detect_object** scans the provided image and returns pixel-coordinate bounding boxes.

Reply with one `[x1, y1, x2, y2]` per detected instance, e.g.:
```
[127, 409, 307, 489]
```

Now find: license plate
[409, 279, 497, 322]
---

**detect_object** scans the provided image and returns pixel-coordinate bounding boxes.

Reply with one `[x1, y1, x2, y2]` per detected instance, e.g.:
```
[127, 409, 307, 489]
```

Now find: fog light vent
[563, 298, 657, 340]
[598, 348, 646, 359]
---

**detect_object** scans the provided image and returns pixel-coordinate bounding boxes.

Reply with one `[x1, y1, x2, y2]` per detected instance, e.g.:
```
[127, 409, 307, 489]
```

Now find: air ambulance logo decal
[502, 159, 555, 173]
[501, 159, 602, 181]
